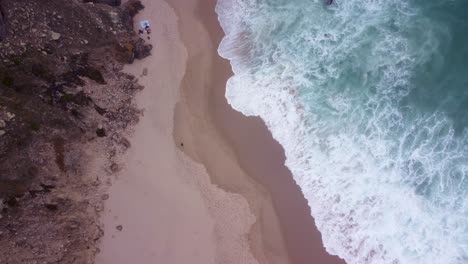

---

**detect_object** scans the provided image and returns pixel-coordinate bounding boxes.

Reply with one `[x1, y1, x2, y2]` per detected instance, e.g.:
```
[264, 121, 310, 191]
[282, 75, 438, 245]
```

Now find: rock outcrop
[123, 0, 144, 17]
[134, 38, 152, 59]
[0, 0, 148, 263]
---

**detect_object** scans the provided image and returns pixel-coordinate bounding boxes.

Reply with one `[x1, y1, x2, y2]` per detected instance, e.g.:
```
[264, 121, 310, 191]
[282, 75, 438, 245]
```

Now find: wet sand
[170, 0, 345, 263]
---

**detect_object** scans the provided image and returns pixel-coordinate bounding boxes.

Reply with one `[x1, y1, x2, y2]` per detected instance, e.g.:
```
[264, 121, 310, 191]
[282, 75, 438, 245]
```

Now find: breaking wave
[216, 0, 468, 263]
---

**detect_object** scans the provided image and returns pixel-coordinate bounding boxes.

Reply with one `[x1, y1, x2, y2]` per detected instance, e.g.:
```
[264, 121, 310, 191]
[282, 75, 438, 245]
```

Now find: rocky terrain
[0, 0, 151, 263]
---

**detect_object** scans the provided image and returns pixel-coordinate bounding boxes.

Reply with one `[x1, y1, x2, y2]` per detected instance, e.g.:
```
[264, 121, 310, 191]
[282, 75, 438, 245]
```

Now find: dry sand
[96, 1, 258, 263]
[97, 0, 346, 263]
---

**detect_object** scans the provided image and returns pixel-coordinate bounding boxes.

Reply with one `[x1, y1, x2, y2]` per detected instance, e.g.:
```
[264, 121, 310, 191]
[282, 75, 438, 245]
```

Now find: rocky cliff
[0, 0, 150, 263]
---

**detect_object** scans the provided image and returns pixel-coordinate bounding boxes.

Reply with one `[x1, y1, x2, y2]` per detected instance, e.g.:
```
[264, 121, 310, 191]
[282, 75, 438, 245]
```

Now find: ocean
[215, 0, 468, 263]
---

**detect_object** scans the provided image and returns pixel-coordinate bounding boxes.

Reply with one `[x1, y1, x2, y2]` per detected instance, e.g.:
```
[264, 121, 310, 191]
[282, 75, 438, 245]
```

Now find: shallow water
[216, 0, 468, 263]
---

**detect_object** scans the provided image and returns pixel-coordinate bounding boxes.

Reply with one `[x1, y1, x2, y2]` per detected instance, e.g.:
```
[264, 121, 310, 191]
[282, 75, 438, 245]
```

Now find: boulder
[44, 201, 59, 211]
[40, 181, 56, 190]
[114, 42, 135, 64]
[6, 112, 14, 120]
[133, 38, 152, 60]
[120, 137, 131, 149]
[96, 127, 106, 137]
[110, 163, 118, 172]
[51, 31, 61, 41]
[122, 0, 144, 17]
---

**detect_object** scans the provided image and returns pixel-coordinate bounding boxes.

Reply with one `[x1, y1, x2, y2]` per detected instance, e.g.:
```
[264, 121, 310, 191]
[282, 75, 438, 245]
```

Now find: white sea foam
[216, 0, 468, 263]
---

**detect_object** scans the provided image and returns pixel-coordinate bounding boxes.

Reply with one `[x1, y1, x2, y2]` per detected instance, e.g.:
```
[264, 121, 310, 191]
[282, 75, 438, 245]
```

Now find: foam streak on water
[216, 0, 468, 263]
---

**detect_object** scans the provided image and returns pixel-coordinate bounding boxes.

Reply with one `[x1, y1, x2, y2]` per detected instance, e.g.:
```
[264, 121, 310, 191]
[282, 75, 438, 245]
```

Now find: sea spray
[216, 0, 468, 263]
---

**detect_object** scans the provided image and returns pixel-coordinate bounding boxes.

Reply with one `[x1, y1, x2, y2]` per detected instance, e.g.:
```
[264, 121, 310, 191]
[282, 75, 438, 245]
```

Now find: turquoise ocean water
[216, 0, 468, 263]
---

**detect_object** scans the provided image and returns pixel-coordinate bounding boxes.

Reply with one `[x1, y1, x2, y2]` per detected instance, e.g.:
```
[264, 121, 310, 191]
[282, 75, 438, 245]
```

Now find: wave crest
[216, 0, 468, 263]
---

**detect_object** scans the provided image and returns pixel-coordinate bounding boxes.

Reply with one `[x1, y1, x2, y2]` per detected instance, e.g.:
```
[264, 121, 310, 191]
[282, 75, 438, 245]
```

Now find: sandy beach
[96, 0, 345, 263]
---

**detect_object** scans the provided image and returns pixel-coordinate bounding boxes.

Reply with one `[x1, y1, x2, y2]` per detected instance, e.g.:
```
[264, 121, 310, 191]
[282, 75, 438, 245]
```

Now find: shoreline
[170, 0, 345, 263]
[170, 0, 290, 262]
[96, 0, 346, 263]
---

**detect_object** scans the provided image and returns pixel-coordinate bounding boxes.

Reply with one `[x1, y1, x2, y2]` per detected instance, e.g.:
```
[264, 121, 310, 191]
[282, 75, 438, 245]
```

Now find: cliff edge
[0, 0, 150, 263]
